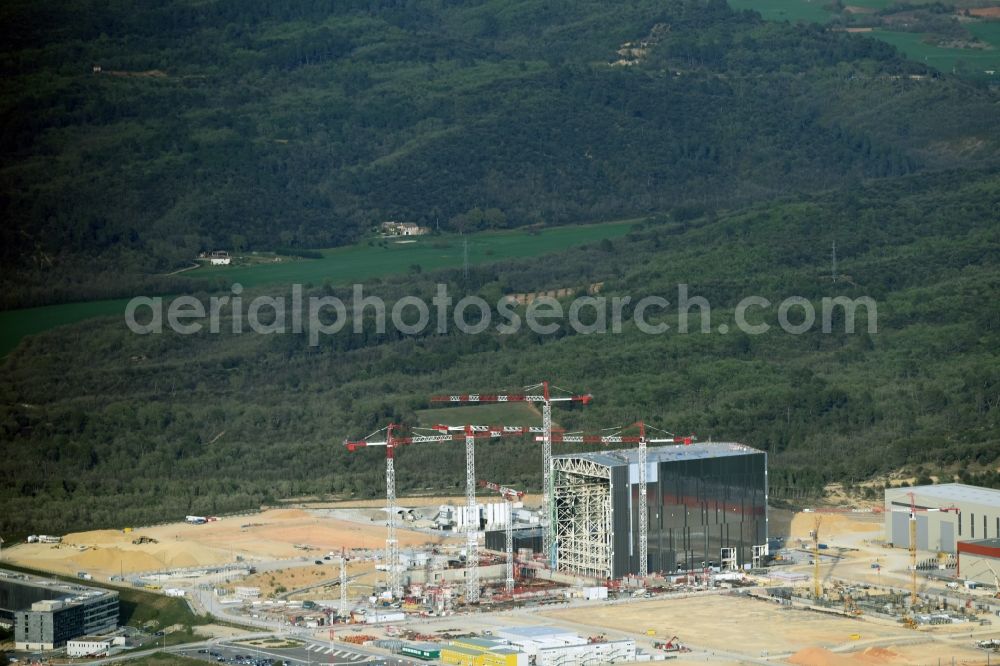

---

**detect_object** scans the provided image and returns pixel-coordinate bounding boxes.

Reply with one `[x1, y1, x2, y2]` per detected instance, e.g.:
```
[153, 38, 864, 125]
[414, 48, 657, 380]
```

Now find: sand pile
[790, 512, 881, 539]
[63, 529, 129, 546]
[263, 509, 310, 520]
[72, 546, 167, 573]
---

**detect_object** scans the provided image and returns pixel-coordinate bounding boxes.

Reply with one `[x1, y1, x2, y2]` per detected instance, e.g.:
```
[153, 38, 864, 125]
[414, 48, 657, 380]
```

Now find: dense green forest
[2, 0, 999, 308]
[1, 169, 997, 536]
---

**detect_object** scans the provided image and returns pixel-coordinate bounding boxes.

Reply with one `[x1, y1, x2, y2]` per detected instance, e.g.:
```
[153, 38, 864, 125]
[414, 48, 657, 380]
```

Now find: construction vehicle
[653, 636, 690, 653]
[131, 536, 158, 545]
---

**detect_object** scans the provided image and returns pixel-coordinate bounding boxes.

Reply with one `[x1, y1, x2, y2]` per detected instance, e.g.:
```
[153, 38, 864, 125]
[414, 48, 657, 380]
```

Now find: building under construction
[552, 443, 767, 579]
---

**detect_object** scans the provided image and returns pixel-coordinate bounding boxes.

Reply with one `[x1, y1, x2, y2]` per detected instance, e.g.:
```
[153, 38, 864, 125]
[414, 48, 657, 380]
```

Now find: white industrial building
[884, 483, 1000, 553]
[494, 626, 636, 665]
[958, 538, 1000, 589]
[435, 501, 518, 531]
[67, 637, 112, 657]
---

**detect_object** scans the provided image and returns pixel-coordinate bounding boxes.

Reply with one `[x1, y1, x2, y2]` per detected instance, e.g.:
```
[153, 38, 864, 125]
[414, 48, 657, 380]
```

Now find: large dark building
[552, 442, 767, 579]
[484, 526, 544, 554]
[1, 570, 118, 651]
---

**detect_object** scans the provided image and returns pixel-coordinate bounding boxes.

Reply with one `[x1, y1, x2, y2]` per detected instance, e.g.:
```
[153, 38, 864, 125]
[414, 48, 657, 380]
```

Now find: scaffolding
[553, 456, 614, 579]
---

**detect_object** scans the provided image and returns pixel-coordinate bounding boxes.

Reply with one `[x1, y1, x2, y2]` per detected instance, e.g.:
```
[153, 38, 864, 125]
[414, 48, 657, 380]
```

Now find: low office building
[494, 626, 635, 666]
[884, 483, 1000, 553]
[440, 640, 525, 666]
[1, 569, 118, 650]
[67, 637, 113, 657]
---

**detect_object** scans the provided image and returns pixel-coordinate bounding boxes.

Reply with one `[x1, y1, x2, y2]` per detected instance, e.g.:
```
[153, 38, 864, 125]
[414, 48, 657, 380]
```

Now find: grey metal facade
[554, 443, 767, 580]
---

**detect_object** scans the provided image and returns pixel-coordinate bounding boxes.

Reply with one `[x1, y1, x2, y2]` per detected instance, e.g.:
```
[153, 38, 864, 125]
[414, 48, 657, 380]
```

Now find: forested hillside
[2, 0, 999, 308]
[1, 170, 997, 536]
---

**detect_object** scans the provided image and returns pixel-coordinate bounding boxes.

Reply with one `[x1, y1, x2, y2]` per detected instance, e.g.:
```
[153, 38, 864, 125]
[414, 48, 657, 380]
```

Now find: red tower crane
[431, 381, 593, 565]
[344, 424, 476, 598]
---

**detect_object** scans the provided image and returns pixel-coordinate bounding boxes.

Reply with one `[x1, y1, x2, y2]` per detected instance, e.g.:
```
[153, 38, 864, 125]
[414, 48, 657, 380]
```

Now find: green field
[185, 221, 635, 289]
[727, 0, 832, 22]
[727, 0, 1000, 74]
[873, 29, 1000, 73]
[0, 221, 635, 357]
[416, 402, 543, 427]
[0, 298, 134, 359]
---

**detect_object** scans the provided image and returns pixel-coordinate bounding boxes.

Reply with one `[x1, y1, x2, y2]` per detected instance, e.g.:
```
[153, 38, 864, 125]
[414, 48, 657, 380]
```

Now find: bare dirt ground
[2, 507, 459, 578]
[969, 7, 1000, 17]
[547, 595, 908, 658]
[233, 560, 378, 598]
[546, 595, 990, 665]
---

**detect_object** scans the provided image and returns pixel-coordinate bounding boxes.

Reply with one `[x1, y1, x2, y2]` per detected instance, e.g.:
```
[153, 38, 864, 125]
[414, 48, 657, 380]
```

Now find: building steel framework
[552, 456, 614, 579]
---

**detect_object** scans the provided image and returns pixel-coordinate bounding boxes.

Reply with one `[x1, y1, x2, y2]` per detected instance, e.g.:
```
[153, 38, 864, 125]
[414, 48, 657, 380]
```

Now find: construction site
[4, 381, 999, 665]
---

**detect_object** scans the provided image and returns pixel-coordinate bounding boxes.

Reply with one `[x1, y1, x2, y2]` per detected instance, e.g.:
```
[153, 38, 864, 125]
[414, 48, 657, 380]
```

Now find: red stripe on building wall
[957, 541, 1000, 558]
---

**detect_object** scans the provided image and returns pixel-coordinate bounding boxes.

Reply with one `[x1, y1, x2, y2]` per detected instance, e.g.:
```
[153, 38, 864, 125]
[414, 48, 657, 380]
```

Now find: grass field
[873, 29, 1000, 73]
[0, 220, 635, 357]
[727, 0, 1000, 73]
[727, 0, 832, 22]
[0, 298, 134, 359]
[184, 221, 635, 289]
[415, 402, 544, 427]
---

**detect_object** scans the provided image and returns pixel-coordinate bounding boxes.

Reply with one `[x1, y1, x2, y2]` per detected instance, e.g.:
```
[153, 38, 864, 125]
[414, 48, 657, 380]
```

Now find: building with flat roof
[0, 569, 118, 651]
[957, 538, 1000, 589]
[67, 636, 113, 657]
[884, 483, 1000, 553]
[493, 626, 634, 665]
[552, 442, 767, 579]
[440, 639, 526, 666]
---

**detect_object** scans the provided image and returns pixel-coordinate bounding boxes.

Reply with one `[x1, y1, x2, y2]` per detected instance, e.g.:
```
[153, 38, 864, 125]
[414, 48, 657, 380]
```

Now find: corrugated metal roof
[552, 442, 762, 467]
[886, 483, 1000, 507]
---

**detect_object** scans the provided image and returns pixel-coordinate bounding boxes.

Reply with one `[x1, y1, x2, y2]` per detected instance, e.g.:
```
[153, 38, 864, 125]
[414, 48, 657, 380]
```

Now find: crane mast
[479, 479, 525, 595]
[345, 424, 476, 599]
[431, 423, 544, 603]
[339, 554, 348, 618]
[464, 425, 479, 602]
[431, 381, 593, 568]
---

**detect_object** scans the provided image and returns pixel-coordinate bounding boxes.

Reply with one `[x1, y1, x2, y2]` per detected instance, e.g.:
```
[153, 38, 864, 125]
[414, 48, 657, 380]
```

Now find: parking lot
[173, 640, 420, 666]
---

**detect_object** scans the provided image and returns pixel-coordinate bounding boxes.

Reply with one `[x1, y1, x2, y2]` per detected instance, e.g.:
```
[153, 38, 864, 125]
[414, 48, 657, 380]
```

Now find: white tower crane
[345, 424, 473, 598]
[431, 381, 593, 567]
[430, 423, 545, 603]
